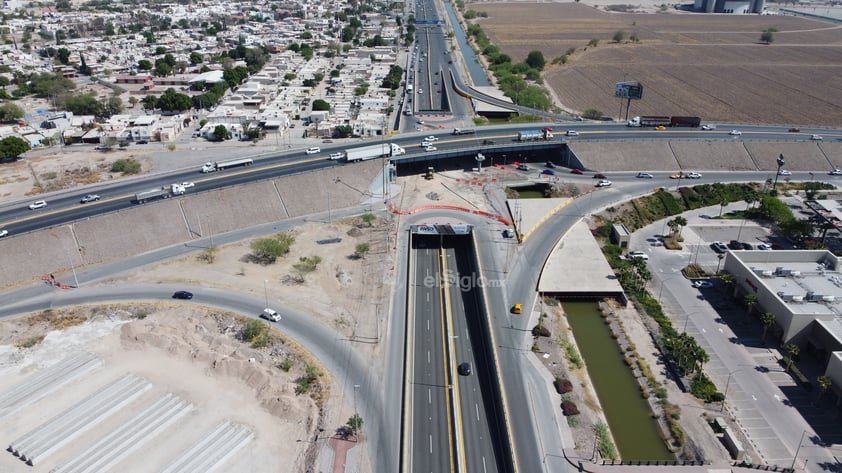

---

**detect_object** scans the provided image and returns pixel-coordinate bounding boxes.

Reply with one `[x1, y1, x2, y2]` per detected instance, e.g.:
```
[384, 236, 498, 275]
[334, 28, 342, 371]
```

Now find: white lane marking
[752, 394, 757, 401]
[718, 327, 724, 333]
[428, 388, 432, 404]
[701, 328, 707, 333]
[483, 456, 488, 473]
[427, 351, 430, 364]
[426, 292, 430, 303]
[475, 404, 480, 421]
[427, 319, 430, 331]
[773, 394, 780, 401]
[429, 434, 433, 453]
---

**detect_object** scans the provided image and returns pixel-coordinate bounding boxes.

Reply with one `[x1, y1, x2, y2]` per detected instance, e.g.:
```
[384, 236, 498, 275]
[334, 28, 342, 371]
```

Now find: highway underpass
[403, 223, 515, 473]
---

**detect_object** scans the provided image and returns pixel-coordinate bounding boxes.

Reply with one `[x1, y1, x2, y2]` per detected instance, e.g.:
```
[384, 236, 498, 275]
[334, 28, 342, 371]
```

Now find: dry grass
[473, 3, 842, 125]
[27, 310, 89, 330]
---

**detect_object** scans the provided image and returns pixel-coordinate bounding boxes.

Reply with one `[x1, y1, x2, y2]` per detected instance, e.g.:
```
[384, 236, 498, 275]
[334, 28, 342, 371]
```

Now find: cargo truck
[200, 157, 254, 173]
[135, 183, 186, 203]
[345, 143, 406, 162]
[452, 128, 476, 135]
[627, 116, 701, 128]
[516, 129, 554, 141]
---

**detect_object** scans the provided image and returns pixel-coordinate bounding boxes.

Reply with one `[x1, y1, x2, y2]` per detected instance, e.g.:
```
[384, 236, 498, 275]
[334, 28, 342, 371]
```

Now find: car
[136, 140, 149, 144]
[0, 229, 8, 238]
[692, 280, 713, 289]
[457, 362, 472, 376]
[305, 147, 320, 155]
[686, 172, 702, 179]
[416, 120, 426, 125]
[788, 128, 801, 133]
[329, 152, 344, 160]
[425, 136, 439, 142]
[448, 60, 452, 64]
[421, 141, 433, 147]
[172, 290, 193, 300]
[778, 169, 792, 176]
[542, 169, 556, 176]
[701, 124, 716, 130]
[81, 194, 101, 204]
[94, 145, 112, 151]
[424, 145, 437, 152]
[654, 125, 667, 131]
[729, 129, 742, 136]
[545, 161, 556, 168]
[670, 173, 684, 179]
[626, 251, 649, 261]
[437, 89, 441, 93]
[512, 303, 522, 314]
[28, 200, 47, 210]
[417, 89, 423, 94]
[830, 169, 842, 176]
[595, 179, 612, 187]
[261, 308, 281, 322]
[403, 110, 413, 116]
[728, 240, 743, 250]
[811, 134, 823, 141]
[503, 229, 515, 238]
[517, 164, 529, 171]
[542, 127, 554, 132]
[741, 242, 754, 250]
[565, 130, 579, 136]
[758, 243, 772, 250]
[637, 172, 654, 178]
[593, 173, 607, 179]
[711, 241, 728, 253]
[570, 168, 584, 175]
[481, 139, 496, 145]
[181, 182, 195, 188]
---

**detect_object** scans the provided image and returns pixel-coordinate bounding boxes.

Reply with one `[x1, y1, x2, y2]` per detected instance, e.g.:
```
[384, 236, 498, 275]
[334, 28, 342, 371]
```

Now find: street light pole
[264, 279, 269, 308]
[790, 429, 809, 470]
[773, 154, 785, 191]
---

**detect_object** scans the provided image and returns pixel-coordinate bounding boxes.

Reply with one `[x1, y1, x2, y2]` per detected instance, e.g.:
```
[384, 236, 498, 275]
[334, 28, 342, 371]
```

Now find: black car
[172, 290, 193, 300]
[545, 161, 556, 168]
[458, 362, 472, 376]
[136, 140, 149, 144]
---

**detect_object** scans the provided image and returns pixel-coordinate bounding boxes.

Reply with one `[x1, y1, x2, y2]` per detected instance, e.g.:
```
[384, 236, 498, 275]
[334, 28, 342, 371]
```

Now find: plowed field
[474, 3, 842, 125]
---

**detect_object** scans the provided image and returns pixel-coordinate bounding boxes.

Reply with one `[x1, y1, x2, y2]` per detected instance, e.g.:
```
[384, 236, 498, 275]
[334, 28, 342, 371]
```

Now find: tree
[760, 30, 774, 44]
[249, 233, 294, 264]
[743, 294, 758, 315]
[581, 108, 603, 120]
[137, 59, 153, 70]
[613, 30, 626, 43]
[816, 375, 832, 404]
[154, 62, 173, 77]
[785, 343, 799, 373]
[360, 213, 376, 227]
[156, 88, 191, 112]
[0, 103, 24, 122]
[212, 124, 230, 141]
[312, 99, 330, 111]
[673, 216, 687, 237]
[587, 38, 599, 47]
[354, 243, 370, 259]
[761, 312, 776, 343]
[0, 136, 30, 159]
[189, 52, 203, 65]
[346, 414, 363, 435]
[525, 50, 546, 70]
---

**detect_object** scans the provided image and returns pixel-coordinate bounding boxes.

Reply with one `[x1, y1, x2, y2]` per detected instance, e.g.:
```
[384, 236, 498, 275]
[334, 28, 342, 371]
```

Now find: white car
[829, 169, 842, 176]
[261, 308, 281, 322]
[28, 200, 47, 210]
[80, 194, 100, 203]
[424, 145, 437, 152]
[636, 172, 654, 178]
[701, 124, 716, 130]
[421, 141, 432, 147]
[686, 172, 702, 179]
[692, 280, 713, 288]
[778, 169, 792, 176]
[811, 134, 823, 141]
[729, 129, 742, 136]
[595, 179, 612, 187]
[305, 147, 321, 155]
[329, 152, 344, 160]
[417, 89, 423, 94]
[181, 182, 195, 189]
[425, 136, 439, 142]
[0, 229, 8, 238]
[566, 130, 579, 136]
[757, 243, 772, 250]
[627, 251, 649, 261]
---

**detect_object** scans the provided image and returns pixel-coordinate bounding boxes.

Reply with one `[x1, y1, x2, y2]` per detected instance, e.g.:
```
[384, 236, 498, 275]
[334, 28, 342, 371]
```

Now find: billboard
[615, 82, 643, 100]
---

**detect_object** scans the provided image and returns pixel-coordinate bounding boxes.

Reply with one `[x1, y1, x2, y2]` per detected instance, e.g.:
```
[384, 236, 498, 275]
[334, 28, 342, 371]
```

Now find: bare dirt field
[472, 2, 842, 125]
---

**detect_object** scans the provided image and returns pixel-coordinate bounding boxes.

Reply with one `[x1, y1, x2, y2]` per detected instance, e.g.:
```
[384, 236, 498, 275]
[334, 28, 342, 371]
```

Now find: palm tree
[785, 343, 800, 373]
[816, 375, 832, 405]
[667, 219, 680, 237]
[674, 216, 687, 238]
[720, 273, 735, 293]
[761, 312, 776, 343]
[744, 294, 758, 315]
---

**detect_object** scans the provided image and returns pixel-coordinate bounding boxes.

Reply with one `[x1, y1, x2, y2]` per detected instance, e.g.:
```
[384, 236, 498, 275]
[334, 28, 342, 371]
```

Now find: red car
[570, 169, 584, 175]
[542, 127, 553, 132]
[593, 173, 607, 179]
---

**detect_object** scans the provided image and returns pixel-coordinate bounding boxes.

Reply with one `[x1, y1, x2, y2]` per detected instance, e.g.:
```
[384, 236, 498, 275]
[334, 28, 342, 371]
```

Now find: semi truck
[516, 129, 554, 141]
[345, 143, 406, 162]
[452, 128, 476, 135]
[627, 116, 701, 128]
[200, 157, 254, 173]
[135, 183, 187, 203]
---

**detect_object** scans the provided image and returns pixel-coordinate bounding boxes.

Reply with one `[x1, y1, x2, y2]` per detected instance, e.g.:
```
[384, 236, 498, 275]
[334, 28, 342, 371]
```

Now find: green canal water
[563, 302, 673, 460]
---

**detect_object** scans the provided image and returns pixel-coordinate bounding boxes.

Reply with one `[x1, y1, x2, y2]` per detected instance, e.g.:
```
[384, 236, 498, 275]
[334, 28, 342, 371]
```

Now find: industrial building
[693, 0, 764, 14]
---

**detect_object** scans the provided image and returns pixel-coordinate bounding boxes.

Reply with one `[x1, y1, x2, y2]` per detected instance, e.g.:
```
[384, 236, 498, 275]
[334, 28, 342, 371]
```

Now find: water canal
[563, 302, 673, 460]
[442, 3, 490, 86]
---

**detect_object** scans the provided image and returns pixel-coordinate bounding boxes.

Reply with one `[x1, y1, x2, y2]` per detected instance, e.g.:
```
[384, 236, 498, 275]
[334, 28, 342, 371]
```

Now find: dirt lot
[472, 2, 842, 125]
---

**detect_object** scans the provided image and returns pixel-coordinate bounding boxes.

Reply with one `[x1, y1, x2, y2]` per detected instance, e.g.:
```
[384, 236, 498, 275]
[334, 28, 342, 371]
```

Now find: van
[261, 308, 281, 322]
[512, 303, 522, 314]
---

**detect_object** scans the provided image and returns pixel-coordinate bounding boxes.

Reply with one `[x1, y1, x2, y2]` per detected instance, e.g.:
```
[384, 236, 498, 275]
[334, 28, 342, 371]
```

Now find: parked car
[741, 242, 754, 250]
[172, 290, 193, 300]
[136, 140, 149, 144]
[711, 241, 728, 253]
[545, 161, 556, 168]
[729, 129, 742, 136]
[570, 168, 584, 175]
[542, 169, 556, 176]
[692, 280, 713, 289]
[28, 200, 47, 210]
[626, 251, 649, 260]
[758, 243, 772, 250]
[305, 147, 321, 155]
[517, 164, 529, 171]
[637, 172, 654, 178]
[728, 240, 743, 250]
[80, 194, 100, 204]
[686, 172, 703, 179]
[595, 179, 612, 187]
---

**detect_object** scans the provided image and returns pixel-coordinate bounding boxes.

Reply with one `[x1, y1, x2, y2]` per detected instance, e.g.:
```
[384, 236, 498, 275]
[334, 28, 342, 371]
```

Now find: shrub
[278, 358, 293, 372]
[561, 400, 579, 416]
[111, 159, 141, 174]
[532, 324, 551, 337]
[554, 377, 574, 394]
[242, 320, 264, 342]
[690, 374, 718, 402]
